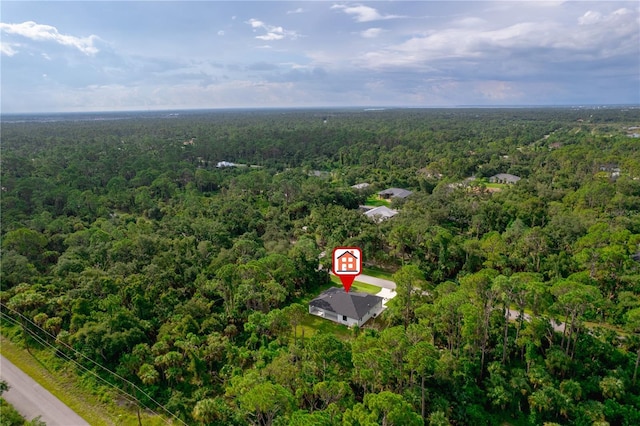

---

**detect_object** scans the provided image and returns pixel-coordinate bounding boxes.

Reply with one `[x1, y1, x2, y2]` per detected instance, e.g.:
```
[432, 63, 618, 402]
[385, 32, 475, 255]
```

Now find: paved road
[506, 309, 566, 333]
[0, 355, 89, 426]
[353, 273, 397, 290]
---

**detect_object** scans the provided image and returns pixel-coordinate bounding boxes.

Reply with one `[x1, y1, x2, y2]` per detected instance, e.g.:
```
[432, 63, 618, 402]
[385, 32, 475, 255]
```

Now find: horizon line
[3, 103, 639, 116]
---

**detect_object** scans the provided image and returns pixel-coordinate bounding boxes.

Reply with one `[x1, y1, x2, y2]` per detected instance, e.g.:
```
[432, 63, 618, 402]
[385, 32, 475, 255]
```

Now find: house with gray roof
[378, 187, 413, 200]
[364, 205, 398, 222]
[489, 173, 521, 184]
[351, 182, 370, 190]
[309, 287, 383, 327]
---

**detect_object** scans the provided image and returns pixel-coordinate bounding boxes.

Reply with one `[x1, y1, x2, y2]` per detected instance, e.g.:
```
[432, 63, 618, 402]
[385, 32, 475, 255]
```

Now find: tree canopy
[1, 107, 639, 425]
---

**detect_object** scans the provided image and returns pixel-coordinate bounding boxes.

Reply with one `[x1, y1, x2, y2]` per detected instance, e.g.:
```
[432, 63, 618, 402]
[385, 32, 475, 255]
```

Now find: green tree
[599, 376, 625, 401]
[239, 382, 294, 426]
[405, 340, 438, 419]
[428, 411, 451, 426]
[551, 281, 602, 358]
[344, 391, 422, 426]
[313, 381, 354, 411]
[391, 265, 428, 330]
[624, 307, 640, 386]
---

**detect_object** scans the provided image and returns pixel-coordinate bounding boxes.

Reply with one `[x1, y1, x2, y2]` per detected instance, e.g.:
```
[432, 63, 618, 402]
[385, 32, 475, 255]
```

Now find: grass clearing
[350, 282, 382, 294]
[297, 314, 352, 340]
[484, 182, 507, 189]
[329, 275, 381, 294]
[364, 196, 390, 207]
[0, 331, 168, 426]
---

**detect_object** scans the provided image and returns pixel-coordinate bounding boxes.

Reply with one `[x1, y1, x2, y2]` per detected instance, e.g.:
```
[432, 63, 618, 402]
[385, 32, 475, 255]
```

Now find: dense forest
[2, 107, 640, 425]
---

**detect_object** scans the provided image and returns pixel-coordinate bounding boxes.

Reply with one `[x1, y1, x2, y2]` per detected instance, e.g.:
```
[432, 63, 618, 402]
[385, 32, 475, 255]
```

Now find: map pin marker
[332, 247, 362, 292]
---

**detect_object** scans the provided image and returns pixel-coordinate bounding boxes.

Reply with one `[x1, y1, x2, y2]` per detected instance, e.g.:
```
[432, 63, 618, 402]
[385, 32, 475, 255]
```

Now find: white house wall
[358, 301, 383, 326]
[309, 300, 384, 327]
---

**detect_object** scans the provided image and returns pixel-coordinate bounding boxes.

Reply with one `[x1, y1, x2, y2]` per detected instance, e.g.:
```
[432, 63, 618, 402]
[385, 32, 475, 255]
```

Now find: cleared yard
[329, 275, 381, 294]
[296, 314, 352, 340]
[364, 196, 391, 207]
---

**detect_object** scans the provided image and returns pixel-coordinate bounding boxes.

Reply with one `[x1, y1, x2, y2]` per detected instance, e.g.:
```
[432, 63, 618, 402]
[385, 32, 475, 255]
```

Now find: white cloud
[246, 18, 299, 41]
[0, 42, 18, 56]
[579, 11, 603, 25]
[257, 32, 284, 41]
[358, 7, 639, 70]
[1, 2, 637, 112]
[361, 28, 384, 38]
[248, 18, 265, 29]
[0, 21, 100, 55]
[331, 4, 401, 22]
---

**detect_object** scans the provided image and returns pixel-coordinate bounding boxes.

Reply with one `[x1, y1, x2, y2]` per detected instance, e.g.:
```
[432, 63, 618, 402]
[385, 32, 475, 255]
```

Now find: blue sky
[1, 1, 638, 112]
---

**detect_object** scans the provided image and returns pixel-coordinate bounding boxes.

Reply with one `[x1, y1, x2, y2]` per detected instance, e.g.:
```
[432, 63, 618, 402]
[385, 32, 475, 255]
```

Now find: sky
[1, 1, 639, 113]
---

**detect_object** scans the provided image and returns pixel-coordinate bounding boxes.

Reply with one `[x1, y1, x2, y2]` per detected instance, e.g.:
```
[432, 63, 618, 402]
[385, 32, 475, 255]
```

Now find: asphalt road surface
[0, 355, 89, 426]
[353, 273, 397, 289]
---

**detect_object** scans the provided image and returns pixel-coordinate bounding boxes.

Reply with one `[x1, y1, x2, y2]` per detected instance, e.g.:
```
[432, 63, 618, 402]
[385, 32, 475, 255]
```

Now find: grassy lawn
[329, 275, 381, 294]
[485, 182, 507, 189]
[350, 282, 382, 294]
[0, 331, 167, 426]
[296, 314, 352, 340]
[364, 196, 390, 207]
[362, 266, 395, 281]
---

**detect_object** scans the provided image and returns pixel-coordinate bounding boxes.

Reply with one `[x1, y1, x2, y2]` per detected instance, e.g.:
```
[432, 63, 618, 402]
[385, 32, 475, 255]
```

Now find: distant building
[309, 170, 330, 178]
[445, 176, 477, 190]
[489, 173, 521, 184]
[309, 287, 383, 327]
[364, 206, 398, 222]
[351, 182, 370, 190]
[599, 163, 621, 179]
[378, 187, 413, 200]
[216, 161, 236, 168]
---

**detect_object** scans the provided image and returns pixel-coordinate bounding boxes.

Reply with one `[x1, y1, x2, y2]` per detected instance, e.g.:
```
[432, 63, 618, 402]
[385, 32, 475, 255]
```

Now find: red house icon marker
[336, 250, 358, 272]
[332, 247, 362, 292]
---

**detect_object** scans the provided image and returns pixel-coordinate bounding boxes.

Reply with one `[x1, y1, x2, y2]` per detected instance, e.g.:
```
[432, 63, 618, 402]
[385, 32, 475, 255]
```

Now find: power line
[0, 304, 188, 425]
[1, 311, 142, 410]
